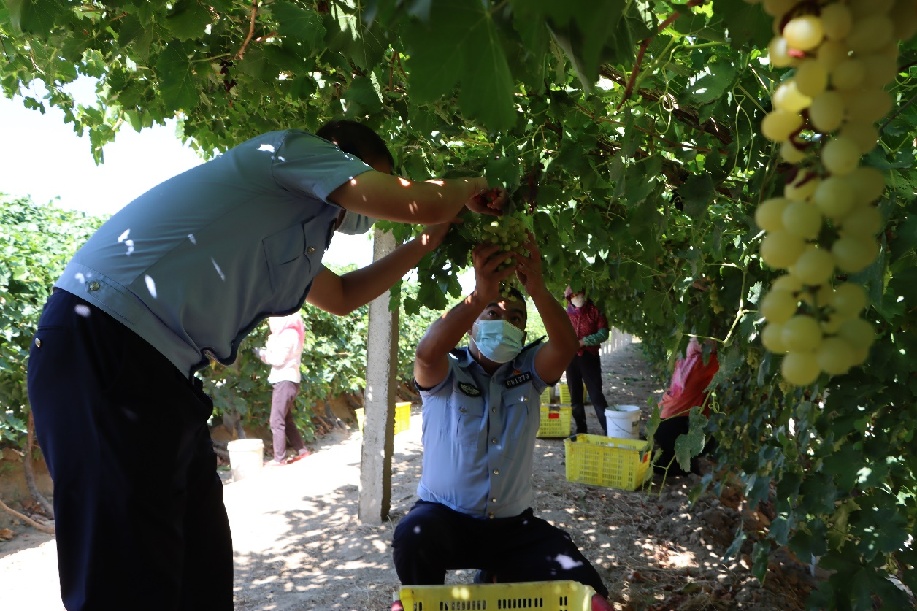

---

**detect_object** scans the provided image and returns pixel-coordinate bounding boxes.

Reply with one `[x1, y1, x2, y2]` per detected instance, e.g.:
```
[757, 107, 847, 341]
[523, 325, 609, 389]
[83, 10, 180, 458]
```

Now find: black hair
[315, 119, 394, 167]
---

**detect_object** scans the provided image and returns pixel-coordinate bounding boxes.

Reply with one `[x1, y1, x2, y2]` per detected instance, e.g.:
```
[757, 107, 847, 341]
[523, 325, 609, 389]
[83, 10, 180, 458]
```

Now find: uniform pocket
[262, 223, 313, 295]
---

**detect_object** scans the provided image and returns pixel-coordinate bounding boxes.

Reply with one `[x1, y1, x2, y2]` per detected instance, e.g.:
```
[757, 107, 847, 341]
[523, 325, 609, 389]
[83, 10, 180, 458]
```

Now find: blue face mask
[337, 209, 375, 235]
[471, 319, 524, 364]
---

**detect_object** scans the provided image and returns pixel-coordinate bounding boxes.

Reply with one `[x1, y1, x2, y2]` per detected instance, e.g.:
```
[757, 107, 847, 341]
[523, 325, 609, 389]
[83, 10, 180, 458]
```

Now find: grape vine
[752, 0, 917, 385]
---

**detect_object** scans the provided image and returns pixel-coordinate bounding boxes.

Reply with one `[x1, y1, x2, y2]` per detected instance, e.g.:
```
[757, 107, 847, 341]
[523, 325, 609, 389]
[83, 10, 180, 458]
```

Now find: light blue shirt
[417, 345, 547, 519]
[55, 129, 373, 376]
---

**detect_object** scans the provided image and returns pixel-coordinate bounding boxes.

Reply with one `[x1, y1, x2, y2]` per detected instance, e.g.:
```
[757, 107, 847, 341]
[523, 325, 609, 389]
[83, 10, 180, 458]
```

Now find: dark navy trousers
[27, 290, 233, 611]
[392, 500, 609, 598]
[566, 351, 609, 434]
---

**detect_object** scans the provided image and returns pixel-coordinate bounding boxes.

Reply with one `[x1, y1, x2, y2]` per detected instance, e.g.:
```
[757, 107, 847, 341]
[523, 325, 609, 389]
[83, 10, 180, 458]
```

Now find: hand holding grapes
[466, 186, 508, 217]
[471, 243, 517, 303]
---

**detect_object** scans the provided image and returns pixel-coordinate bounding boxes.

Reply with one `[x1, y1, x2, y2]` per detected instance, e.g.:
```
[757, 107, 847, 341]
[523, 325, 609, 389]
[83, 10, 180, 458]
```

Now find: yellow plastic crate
[540, 386, 554, 405]
[394, 401, 411, 435]
[536, 405, 572, 438]
[398, 580, 594, 611]
[558, 383, 588, 405]
[355, 402, 411, 434]
[564, 434, 651, 491]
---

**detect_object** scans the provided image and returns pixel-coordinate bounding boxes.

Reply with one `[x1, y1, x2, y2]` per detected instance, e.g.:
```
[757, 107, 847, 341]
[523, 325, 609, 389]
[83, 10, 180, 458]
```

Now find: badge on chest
[458, 382, 482, 397]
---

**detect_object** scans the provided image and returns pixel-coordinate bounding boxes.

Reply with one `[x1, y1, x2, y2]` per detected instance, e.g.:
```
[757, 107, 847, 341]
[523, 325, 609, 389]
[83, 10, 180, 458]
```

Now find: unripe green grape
[795, 60, 828, 97]
[830, 58, 866, 91]
[837, 317, 875, 350]
[831, 282, 868, 316]
[780, 140, 808, 163]
[849, 89, 894, 124]
[755, 197, 790, 231]
[760, 230, 806, 269]
[813, 176, 855, 220]
[809, 91, 845, 133]
[816, 337, 855, 375]
[793, 246, 835, 285]
[760, 289, 798, 323]
[768, 36, 799, 68]
[784, 172, 820, 202]
[763, 0, 796, 17]
[761, 109, 803, 142]
[781, 200, 823, 239]
[772, 274, 804, 293]
[782, 314, 823, 352]
[839, 206, 882, 238]
[816, 40, 848, 71]
[839, 122, 879, 155]
[890, 0, 917, 40]
[859, 53, 900, 90]
[847, 16, 894, 54]
[783, 15, 824, 51]
[832, 235, 879, 272]
[761, 322, 788, 353]
[800, 282, 833, 308]
[849, 0, 894, 18]
[822, 137, 860, 175]
[781, 351, 820, 385]
[820, 3, 853, 40]
[773, 80, 812, 112]
[847, 166, 886, 203]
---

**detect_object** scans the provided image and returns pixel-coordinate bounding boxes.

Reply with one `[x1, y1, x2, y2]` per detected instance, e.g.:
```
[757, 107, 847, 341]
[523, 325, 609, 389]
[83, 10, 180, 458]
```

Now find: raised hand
[514, 232, 544, 294]
[472, 243, 517, 302]
[466, 186, 508, 217]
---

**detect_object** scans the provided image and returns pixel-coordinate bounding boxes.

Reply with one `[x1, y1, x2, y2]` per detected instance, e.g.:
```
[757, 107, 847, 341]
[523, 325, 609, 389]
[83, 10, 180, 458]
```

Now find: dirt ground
[0, 340, 818, 610]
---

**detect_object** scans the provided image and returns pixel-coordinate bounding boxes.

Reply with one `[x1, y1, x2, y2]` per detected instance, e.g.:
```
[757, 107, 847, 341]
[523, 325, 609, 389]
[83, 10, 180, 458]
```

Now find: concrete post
[358, 228, 398, 524]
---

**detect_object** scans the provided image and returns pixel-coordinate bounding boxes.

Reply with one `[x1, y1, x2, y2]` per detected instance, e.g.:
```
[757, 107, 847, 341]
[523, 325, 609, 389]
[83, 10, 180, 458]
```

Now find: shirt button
[488, 512, 495, 519]
[34, 338, 42, 348]
[491, 498, 497, 503]
[491, 438, 497, 444]
[492, 469, 500, 475]
[88, 281, 101, 292]
[306, 246, 316, 254]
[491, 408, 496, 413]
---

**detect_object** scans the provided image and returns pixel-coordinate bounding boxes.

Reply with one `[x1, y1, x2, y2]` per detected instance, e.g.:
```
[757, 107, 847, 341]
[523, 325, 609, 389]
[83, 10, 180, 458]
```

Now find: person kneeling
[391, 238, 612, 611]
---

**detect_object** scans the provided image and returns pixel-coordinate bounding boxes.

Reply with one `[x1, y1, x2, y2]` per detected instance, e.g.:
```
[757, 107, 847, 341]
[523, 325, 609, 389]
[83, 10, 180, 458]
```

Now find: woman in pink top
[257, 311, 310, 465]
[653, 338, 719, 475]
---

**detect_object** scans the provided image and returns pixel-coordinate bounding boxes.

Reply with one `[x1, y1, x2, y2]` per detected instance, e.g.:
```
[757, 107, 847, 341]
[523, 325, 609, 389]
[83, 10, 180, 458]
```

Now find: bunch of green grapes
[438, 197, 534, 296]
[747, 0, 917, 386]
[470, 214, 532, 269]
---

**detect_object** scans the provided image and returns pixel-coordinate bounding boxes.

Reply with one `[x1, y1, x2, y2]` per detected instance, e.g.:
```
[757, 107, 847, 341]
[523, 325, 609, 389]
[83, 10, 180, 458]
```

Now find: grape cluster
[749, 0, 916, 386]
[439, 191, 533, 296]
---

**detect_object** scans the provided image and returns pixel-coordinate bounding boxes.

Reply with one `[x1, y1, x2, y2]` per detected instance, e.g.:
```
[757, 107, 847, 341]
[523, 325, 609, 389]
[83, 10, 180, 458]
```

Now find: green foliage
[0, 195, 102, 445]
[3, 2, 917, 607]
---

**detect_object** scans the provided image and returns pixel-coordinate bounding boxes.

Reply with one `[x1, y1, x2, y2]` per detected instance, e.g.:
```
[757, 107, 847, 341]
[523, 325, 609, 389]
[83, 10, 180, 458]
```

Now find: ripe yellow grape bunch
[748, 0, 917, 386]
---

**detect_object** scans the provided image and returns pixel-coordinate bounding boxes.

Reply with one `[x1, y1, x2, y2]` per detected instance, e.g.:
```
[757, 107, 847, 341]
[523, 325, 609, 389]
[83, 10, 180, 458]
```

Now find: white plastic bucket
[605, 405, 641, 439]
[227, 438, 264, 481]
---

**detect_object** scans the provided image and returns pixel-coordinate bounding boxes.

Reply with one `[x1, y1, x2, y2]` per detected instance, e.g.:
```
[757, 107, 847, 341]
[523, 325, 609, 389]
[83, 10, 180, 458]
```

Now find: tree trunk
[25, 411, 54, 518]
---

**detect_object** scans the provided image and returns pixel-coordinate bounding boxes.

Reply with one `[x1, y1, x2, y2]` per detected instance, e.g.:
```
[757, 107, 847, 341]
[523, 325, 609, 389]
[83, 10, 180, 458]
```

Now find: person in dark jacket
[563, 287, 610, 435]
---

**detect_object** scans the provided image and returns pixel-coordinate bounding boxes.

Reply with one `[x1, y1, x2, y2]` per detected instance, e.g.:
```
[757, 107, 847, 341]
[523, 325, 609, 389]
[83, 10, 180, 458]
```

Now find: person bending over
[653, 337, 719, 476]
[392, 237, 613, 611]
[27, 119, 506, 611]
